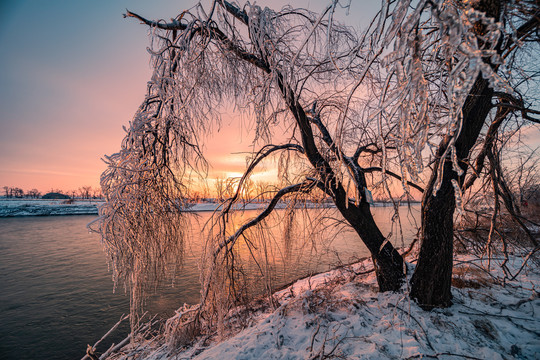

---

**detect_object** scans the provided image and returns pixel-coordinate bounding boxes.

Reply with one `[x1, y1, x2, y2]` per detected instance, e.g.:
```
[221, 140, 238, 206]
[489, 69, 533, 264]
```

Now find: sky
[0, 0, 381, 194]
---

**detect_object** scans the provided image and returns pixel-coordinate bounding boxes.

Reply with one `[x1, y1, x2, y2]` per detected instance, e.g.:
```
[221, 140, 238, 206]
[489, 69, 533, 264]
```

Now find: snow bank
[104, 254, 540, 360]
[0, 199, 103, 217]
[0, 199, 336, 217]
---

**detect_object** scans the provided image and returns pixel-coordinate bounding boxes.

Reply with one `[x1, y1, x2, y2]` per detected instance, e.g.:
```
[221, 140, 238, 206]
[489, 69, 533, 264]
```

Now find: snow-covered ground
[0, 199, 103, 217]
[103, 253, 540, 360]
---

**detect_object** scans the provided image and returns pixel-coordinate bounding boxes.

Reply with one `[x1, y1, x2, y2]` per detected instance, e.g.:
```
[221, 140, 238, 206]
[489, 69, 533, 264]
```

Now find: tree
[97, 0, 539, 337]
[27, 189, 41, 199]
[99, 0, 406, 334]
[79, 186, 92, 200]
[406, 0, 540, 308]
[13, 187, 24, 198]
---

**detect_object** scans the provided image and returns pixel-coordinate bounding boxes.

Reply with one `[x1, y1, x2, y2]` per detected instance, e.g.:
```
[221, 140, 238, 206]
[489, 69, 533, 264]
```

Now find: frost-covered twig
[81, 314, 129, 360]
[391, 304, 434, 351]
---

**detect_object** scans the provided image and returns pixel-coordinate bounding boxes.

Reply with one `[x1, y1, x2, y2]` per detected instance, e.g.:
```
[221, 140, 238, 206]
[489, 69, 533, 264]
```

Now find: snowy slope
[104, 254, 540, 360]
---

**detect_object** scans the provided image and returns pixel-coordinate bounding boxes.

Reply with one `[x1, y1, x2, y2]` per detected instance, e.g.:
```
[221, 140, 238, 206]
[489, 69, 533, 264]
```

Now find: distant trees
[98, 0, 539, 338]
[27, 189, 41, 199]
[3, 186, 26, 198]
[1, 186, 103, 200]
[79, 186, 93, 200]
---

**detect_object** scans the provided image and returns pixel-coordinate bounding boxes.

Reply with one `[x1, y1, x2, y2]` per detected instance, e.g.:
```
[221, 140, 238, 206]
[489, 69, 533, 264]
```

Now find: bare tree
[405, 0, 540, 308]
[79, 186, 92, 200]
[13, 187, 24, 198]
[96, 0, 539, 338]
[27, 189, 41, 199]
[97, 0, 409, 335]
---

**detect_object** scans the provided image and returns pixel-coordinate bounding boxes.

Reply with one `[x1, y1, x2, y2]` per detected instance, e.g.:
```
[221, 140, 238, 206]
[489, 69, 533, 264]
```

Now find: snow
[104, 253, 540, 360]
[0, 199, 103, 217]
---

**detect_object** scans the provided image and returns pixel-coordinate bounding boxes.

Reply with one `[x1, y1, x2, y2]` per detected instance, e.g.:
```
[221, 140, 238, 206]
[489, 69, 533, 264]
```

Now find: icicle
[451, 146, 464, 176]
[451, 179, 464, 218]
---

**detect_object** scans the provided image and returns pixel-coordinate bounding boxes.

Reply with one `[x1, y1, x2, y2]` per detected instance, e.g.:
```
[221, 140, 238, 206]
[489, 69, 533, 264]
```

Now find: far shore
[0, 198, 420, 217]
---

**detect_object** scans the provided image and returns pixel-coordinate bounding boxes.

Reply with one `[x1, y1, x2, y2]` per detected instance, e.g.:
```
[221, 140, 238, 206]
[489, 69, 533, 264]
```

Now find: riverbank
[96, 252, 540, 360]
[0, 199, 103, 217]
[0, 198, 415, 217]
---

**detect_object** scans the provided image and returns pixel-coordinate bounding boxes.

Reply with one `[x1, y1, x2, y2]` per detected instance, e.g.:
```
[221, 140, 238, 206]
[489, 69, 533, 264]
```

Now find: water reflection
[186, 204, 420, 301]
[0, 204, 419, 360]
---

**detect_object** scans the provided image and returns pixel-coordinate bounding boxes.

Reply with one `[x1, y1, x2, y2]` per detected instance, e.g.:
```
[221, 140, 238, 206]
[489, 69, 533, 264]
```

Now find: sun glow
[225, 171, 244, 179]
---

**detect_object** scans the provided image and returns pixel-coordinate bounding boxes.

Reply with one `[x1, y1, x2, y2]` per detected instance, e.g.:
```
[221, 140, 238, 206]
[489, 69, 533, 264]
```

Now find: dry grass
[452, 265, 494, 289]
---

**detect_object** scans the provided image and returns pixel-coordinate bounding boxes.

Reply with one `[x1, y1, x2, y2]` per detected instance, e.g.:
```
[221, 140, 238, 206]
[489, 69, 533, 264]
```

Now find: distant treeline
[2, 186, 103, 200]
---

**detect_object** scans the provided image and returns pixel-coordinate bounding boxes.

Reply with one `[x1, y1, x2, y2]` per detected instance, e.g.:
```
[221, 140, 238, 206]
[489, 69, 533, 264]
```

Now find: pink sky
[0, 0, 382, 194]
[1, 1, 537, 196]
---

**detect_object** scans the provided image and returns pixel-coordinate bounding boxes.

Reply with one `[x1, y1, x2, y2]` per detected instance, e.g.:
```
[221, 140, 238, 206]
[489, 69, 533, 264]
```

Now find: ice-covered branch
[125, 9, 271, 73]
[223, 143, 305, 213]
[362, 167, 425, 193]
[213, 179, 318, 259]
[124, 10, 187, 30]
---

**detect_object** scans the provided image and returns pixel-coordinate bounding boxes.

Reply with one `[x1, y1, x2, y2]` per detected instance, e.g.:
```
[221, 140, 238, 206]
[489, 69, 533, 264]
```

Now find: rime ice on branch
[94, 0, 539, 340]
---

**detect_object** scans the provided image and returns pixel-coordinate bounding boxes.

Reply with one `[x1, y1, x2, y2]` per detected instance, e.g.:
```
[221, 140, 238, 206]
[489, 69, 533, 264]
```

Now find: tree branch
[488, 148, 539, 247]
[362, 167, 424, 193]
[494, 101, 540, 124]
[223, 143, 305, 213]
[219, 0, 249, 25]
[503, 9, 540, 57]
[462, 101, 510, 191]
[124, 10, 186, 30]
[125, 9, 271, 73]
[213, 179, 318, 259]
[307, 111, 366, 190]
[126, 2, 351, 207]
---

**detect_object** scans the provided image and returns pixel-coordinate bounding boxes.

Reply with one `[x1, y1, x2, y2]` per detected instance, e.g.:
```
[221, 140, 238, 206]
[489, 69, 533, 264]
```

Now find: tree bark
[336, 201, 404, 292]
[410, 0, 503, 310]
[411, 75, 494, 309]
[410, 160, 456, 309]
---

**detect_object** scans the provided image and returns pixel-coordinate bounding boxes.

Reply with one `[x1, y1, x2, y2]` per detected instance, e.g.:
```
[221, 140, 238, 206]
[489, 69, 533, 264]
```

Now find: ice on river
[0, 199, 103, 217]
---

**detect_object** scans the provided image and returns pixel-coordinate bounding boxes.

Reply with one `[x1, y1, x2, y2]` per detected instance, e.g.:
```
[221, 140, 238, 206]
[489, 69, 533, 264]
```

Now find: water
[0, 205, 419, 360]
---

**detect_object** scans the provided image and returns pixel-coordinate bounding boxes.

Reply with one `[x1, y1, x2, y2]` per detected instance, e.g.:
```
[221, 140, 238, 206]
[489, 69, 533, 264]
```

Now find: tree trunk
[411, 75, 495, 309]
[410, 0, 502, 310]
[275, 74, 405, 292]
[338, 201, 405, 292]
[410, 161, 456, 309]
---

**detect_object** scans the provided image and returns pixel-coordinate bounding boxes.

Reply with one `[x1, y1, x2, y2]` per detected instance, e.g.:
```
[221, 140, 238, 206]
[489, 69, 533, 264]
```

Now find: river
[0, 205, 419, 360]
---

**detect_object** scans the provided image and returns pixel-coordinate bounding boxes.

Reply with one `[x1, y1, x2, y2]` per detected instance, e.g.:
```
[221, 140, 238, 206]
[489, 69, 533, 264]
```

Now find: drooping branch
[200, 179, 319, 306]
[126, 1, 359, 209]
[488, 147, 539, 247]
